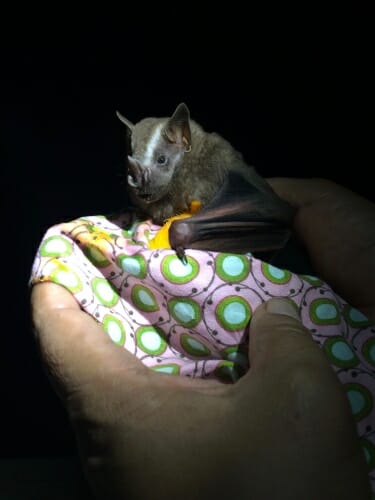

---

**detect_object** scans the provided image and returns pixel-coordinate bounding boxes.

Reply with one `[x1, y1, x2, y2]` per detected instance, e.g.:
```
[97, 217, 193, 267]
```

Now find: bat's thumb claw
[176, 247, 188, 265]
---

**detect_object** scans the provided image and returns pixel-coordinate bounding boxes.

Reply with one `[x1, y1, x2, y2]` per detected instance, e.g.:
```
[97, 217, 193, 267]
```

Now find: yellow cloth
[148, 201, 201, 249]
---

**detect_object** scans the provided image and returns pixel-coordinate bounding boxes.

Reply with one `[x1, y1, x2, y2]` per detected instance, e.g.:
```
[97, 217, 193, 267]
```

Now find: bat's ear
[116, 110, 134, 132]
[163, 103, 191, 151]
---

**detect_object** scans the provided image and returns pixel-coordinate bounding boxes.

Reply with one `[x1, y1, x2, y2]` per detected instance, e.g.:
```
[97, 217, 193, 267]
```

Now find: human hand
[31, 282, 370, 499]
[269, 178, 375, 322]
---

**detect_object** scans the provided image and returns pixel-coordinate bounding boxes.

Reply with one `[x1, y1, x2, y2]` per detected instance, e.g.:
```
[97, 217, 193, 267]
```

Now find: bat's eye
[157, 155, 168, 166]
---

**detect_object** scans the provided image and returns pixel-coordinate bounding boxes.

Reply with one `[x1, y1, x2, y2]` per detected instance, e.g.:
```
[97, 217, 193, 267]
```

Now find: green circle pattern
[345, 383, 373, 422]
[136, 326, 167, 355]
[102, 315, 126, 346]
[92, 278, 119, 307]
[131, 285, 159, 312]
[117, 254, 147, 279]
[323, 336, 359, 368]
[261, 262, 291, 284]
[50, 267, 82, 293]
[216, 296, 251, 331]
[150, 364, 180, 375]
[161, 255, 199, 284]
[40, 236, 73, 257]
[362, 338, 375, 367]
[301, 274, 323, 286]
[84, 246, 110, 267]
[360, 438, 375, 470]
[221, 346, 249, 366]
[215, 254, 250, 282]
[168, 298, 201, 328]
[310, 298, 340, 325]
[214, 361, 241, 383]
[181, 334, 211, 357]
[344, 305, 372, 328]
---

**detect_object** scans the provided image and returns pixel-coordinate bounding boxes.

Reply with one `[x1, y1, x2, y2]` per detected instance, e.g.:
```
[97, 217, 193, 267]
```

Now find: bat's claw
[176, 247, 188, 265]
[169, 220, 191, 265]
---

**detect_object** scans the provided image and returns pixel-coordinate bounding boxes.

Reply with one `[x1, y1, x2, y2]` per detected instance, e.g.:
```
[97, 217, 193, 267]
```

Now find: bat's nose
[127, 156, 144, 188]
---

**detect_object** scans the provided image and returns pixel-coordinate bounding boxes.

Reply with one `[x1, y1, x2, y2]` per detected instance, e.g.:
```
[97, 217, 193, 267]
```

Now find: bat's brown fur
[117, 103, 276, 225]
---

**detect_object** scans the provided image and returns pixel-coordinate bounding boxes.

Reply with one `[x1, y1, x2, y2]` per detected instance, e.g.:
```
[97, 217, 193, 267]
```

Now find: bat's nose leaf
[127, 156, 144, 188]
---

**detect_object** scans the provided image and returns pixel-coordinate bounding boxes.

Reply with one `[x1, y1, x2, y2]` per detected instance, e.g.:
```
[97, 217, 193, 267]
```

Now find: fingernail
[266, 298, 300, 320]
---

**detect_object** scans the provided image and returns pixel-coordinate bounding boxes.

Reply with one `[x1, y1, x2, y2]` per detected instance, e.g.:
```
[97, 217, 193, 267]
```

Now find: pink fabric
[30, 213, 375, 490]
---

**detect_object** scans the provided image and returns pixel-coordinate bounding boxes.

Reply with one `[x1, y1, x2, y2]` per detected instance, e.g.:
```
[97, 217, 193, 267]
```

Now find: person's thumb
[31, 282, 148, 404]
[245, 298, 358, 443]
[248, 297, 332, 377]
[245, 297, 357, 446]
[242, 303, 371, 498]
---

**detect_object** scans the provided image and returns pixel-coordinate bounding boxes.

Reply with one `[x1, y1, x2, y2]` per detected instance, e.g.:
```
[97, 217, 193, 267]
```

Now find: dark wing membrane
[169, 170, 295, 256]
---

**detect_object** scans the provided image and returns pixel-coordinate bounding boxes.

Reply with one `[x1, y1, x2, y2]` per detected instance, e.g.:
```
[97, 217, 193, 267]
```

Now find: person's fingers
[244, 298, 350, 420]
[239, 297, 369, 496]
[268, 178, 375, 321]
[31, 283, 221, 404]
[267, 177, 341, 207]
[247, 298, 325, 371]
[31, 282, 150, 401]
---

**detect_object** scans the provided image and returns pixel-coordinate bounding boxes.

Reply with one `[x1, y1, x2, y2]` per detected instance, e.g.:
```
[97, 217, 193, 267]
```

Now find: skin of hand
[269, 178, 375, 323]
[30, 178, 374, 499]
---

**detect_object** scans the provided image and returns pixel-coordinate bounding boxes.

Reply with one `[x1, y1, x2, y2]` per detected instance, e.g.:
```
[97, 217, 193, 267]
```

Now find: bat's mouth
[138, 193, 154, 203]
[130, 185, 162, 204]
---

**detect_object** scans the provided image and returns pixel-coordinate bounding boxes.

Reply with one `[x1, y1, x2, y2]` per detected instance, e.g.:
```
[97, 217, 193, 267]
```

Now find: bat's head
[116, 103, 192, 205]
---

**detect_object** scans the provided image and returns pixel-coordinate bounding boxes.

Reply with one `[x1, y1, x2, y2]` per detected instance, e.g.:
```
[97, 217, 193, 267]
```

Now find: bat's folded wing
[169, 171, 295, 257]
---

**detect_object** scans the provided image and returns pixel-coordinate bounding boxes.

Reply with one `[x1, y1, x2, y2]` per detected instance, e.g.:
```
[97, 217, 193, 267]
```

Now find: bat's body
[117, 103, 295, 258]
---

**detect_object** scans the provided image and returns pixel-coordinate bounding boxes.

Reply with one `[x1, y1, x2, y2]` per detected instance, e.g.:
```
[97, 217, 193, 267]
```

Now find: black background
[1, 8, 373, 458]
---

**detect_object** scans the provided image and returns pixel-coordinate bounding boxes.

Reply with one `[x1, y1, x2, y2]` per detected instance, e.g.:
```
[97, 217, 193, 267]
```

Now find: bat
[116, 103, 295, 262]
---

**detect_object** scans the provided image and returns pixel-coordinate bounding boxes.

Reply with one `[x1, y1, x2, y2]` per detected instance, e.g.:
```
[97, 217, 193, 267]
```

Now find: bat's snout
[127, 156, 156, 202]
[127, 156, 148, 189]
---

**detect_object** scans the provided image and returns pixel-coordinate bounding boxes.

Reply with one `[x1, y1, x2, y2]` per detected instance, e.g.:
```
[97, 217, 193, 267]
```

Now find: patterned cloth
[30, 213, 375, 491]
